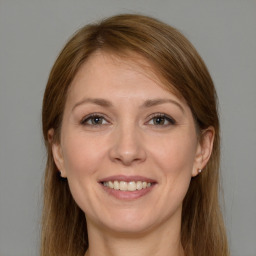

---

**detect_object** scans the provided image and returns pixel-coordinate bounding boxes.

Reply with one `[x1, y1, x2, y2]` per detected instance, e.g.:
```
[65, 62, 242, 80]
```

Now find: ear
[192, 126, 215, 177]
[48, 129, 67, 178]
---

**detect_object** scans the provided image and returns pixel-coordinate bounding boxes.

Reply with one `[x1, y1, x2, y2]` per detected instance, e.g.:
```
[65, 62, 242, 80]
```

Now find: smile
[103, 181, 152, 191]
[99, 175, 156, 200]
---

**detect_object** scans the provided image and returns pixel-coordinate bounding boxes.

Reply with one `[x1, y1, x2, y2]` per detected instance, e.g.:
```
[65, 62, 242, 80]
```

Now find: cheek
[151, 132, 197, 175]
[158, 135, 196, 202]
[61, 132, 107, 213]
[62, 132, 106, 177]
[149, 131, 197, 207]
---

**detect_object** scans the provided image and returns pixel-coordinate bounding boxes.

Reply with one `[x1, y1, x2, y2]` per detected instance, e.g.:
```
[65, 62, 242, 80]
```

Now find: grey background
[0, 0, 255, 256]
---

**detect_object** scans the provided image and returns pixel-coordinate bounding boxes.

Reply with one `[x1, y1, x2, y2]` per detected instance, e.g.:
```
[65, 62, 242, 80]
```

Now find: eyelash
[147, 113, 176, 126]
[80, 113, 109, 126]
[80, 113, 176, 127]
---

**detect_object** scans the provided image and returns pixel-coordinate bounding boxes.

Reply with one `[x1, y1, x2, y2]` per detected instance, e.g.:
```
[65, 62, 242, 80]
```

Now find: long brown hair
[41, 14, 229, 256]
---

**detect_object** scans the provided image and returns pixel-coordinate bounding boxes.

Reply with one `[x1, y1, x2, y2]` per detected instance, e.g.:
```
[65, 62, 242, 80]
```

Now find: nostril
[108, 128, 147, 165]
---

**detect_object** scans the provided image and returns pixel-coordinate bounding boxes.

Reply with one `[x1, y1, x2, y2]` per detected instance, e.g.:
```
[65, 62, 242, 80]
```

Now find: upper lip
[99, 175, 157, 183]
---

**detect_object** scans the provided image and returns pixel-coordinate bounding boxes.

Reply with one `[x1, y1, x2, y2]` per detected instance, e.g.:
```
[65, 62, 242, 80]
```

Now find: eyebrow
[72, 97, 184, 113]
[141, 99, 184, 113]
[72, 98, 113, 111]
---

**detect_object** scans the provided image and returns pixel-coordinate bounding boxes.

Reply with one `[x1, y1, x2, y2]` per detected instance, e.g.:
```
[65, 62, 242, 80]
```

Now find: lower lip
[101, 184, 155, 200]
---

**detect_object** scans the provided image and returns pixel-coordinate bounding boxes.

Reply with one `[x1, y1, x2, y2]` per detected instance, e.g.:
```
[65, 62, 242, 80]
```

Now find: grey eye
[148, 114, 176, 126]
[81, 115, 108, 125]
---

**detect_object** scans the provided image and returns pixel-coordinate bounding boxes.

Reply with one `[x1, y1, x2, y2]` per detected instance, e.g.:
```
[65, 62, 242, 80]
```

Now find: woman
[41, 14, 229, 256]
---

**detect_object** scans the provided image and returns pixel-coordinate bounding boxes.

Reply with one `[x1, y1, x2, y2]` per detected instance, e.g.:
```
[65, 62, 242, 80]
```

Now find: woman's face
[52, 52, 211, 234]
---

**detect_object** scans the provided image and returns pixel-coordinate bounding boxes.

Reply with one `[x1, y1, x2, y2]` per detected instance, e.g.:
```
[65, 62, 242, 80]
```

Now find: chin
[102, 217, 155, 235]
[89, 206, 179, 236]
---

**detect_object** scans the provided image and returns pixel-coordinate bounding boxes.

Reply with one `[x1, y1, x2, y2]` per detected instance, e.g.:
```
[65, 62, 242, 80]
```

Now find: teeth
[113, 181, 119, 190]
[128, 181, 136, 191]
[109, 181, 114, 188]
[119, 181, 127, 191]
[103, 180, 152, 191]
[136, 181, 142, 190]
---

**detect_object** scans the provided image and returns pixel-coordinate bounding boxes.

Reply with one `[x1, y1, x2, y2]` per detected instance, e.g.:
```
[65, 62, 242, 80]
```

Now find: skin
[51, 51, 214, 256]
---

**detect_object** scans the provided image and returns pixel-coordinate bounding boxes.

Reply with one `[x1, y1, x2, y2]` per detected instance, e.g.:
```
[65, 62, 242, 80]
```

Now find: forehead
[67, 51, 183, 102]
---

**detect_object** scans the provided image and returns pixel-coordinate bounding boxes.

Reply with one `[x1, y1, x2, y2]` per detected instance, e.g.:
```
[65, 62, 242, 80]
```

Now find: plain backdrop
[0, 1, 255, 256]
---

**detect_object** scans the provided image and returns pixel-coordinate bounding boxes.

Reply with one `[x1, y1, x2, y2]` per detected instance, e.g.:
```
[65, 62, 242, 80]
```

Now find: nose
[109, 124, 147, 166]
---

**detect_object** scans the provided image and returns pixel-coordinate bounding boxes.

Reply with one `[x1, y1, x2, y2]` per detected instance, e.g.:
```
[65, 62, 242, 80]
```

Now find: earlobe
[192, 127, 215, 177]
[48, 129, 67, 178]
[52, 143, 67, 178]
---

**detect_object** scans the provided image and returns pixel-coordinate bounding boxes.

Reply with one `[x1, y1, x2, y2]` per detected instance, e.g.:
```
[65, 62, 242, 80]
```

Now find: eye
[81, 114, 109, 126]
[147, 113, 176, 126]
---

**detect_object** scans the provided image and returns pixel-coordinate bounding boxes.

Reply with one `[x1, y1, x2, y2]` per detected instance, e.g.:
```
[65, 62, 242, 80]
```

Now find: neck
[85, 216, 184, 256]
